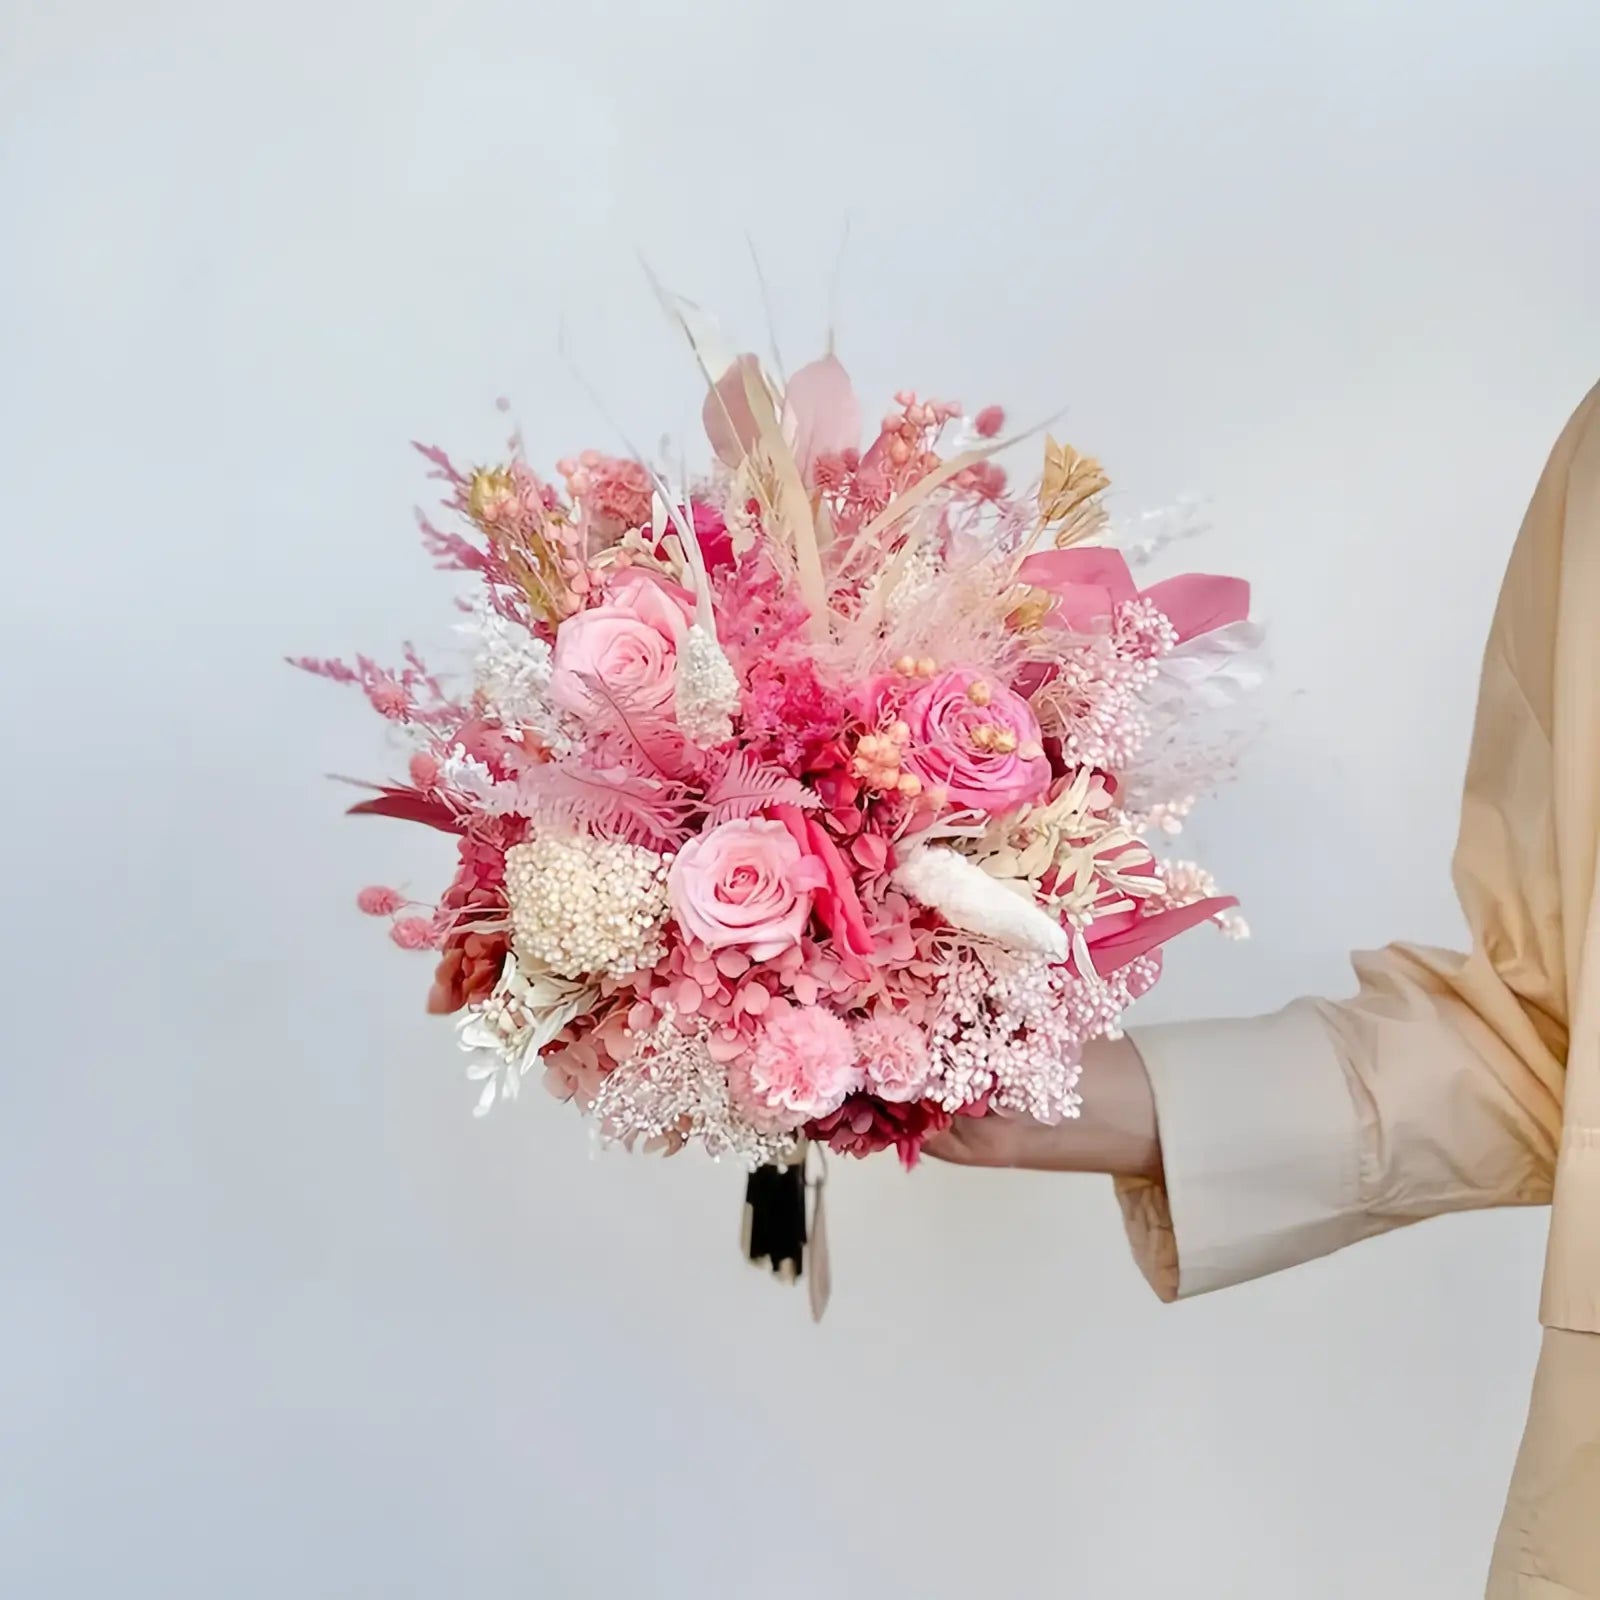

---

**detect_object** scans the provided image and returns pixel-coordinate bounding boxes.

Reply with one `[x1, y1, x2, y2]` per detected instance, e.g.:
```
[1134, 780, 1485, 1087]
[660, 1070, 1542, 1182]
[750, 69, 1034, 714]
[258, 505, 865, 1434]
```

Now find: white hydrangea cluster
[503, 834, 671, 979]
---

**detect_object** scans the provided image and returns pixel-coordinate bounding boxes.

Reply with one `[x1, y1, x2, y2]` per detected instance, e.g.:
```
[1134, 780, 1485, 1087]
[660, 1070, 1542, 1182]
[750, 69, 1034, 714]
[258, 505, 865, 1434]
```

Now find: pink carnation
[851, 1013, 932, 1103]
[731, 1004, 859, 1131]
[357, 885, 405, 916]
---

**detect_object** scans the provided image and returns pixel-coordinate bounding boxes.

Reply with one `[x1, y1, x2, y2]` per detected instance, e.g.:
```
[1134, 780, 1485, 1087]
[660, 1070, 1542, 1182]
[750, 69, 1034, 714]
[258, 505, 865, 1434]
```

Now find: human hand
[922, 1035, 1163, 1180]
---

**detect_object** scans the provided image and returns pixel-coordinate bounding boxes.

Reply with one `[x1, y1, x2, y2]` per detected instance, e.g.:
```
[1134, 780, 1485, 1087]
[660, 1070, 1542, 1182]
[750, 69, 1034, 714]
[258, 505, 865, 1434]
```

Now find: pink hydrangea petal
[707, 1028, 746, 1063]
[850, 833, 889, 872]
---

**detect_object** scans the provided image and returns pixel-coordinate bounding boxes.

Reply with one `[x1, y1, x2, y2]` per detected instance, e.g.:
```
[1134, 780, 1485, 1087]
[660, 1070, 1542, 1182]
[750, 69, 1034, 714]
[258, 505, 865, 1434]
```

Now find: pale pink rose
[548, 571, 694, 719]
[668, 818, 815, 961]
[902, 668, 1050, 814]
[851, 1013, 932, 1103]
[730, 1003, 860, 1130]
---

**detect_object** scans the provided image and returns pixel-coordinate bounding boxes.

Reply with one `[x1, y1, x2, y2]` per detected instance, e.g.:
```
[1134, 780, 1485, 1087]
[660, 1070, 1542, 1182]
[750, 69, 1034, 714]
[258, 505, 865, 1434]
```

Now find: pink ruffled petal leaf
[702, 353, 766, 467]
[1085, 896, 1238, 976]
[783, 353, 862, 483]
[1139, 574, 1251, 642]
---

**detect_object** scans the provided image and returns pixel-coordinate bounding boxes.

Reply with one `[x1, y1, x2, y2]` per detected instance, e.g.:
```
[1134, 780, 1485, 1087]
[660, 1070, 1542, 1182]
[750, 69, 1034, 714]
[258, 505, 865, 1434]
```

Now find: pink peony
[668, 818, 816, 961]
[851, 1013, 932, 1103]
[901, 668, 1050, 813]
[548, 570, 694, 720]
[732, 1003, 859, 1130]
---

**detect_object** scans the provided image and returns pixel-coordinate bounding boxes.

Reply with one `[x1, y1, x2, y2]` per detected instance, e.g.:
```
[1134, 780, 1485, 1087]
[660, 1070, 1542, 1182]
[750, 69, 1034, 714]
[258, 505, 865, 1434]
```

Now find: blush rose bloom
[549, 571, 695, 720]
[901, 668, 1050, 813]
[668, 818, 816, 961]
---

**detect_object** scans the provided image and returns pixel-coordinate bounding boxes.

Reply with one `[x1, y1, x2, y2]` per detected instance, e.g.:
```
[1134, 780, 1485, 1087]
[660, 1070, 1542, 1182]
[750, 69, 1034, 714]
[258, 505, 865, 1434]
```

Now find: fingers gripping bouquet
[296, 301, 1258, 1310]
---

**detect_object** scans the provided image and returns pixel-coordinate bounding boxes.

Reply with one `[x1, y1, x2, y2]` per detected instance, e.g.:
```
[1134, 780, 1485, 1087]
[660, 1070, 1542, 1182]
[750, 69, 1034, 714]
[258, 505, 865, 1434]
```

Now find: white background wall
[5, 2, 1600, 1595]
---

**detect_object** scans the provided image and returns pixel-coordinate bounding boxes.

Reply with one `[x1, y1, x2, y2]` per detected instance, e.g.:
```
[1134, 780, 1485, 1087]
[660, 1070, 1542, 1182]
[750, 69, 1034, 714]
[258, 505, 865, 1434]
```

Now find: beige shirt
[1115, 384, 1600, 1596]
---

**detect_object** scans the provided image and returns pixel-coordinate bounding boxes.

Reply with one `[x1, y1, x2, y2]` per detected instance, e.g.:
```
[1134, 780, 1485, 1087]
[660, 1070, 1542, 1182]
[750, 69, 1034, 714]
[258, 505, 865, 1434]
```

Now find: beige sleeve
[1115, 384, 1600, 1303]
[1116, 984, 1555, 1301]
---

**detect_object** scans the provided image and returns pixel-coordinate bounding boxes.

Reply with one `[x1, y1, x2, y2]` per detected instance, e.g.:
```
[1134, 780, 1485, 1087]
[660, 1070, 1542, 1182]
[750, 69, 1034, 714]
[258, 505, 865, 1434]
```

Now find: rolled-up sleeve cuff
[1114, 1003, 1366, 1300]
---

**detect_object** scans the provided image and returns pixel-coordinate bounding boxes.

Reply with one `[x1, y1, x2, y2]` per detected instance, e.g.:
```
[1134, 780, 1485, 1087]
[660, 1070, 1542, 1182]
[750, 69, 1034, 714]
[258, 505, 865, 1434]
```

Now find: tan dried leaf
[1038, 437, 1110, 545]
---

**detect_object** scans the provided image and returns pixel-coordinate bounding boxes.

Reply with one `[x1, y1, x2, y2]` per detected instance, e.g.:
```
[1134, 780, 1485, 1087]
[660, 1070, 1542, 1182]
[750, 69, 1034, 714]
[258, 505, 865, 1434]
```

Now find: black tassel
[742, 1160, 807, 1283]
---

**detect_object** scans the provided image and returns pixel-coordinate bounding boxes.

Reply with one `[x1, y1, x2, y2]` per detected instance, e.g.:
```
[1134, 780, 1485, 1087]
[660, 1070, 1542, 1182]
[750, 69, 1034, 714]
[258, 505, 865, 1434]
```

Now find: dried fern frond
[1038, 437, 1111, 548]
[702, 750, 819, 823]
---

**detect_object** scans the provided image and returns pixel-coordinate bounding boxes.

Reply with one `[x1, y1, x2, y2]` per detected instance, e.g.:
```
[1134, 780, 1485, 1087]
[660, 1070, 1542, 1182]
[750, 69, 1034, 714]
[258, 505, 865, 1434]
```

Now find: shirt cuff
[1114, 1003, 1368, 1300]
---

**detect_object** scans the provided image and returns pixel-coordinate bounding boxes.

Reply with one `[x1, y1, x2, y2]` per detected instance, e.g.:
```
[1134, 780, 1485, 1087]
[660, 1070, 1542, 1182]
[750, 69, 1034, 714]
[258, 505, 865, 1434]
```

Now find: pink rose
[730, 1002, 860, 1130]
[902, 668, 1050, 814]
[668, 818, 816, 961]
[549, 571, 695, 720]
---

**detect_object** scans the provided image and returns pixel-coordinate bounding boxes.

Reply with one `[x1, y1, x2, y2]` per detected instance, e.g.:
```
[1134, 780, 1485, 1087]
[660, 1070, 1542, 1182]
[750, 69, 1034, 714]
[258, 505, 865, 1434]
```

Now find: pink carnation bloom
[731, 1003, 860, 1131]
[851, 1012, 932, 1103]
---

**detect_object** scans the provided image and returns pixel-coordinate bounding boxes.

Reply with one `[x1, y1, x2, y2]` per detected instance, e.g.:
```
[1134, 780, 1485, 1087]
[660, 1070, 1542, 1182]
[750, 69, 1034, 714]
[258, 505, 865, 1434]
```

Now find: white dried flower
[458, 956, 597, 1117]
[463, 603, 574, 755]
[673, 623, 741, 748]
[504, 833, 671, 979]
[590, 1011, 794, 1169]
[891, 842, 1069, 959]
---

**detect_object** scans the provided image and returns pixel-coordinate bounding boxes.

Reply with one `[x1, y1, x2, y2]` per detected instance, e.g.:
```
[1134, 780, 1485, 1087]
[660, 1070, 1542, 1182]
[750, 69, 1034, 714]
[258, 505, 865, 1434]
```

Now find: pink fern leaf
[573, 671, 691, 779]
[514, 761, 692, 848]
[287, 654, 361, 685]
[416, 508, 484, 571]
[701, 749, 819, 823]
[412, 441, 467, 484]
